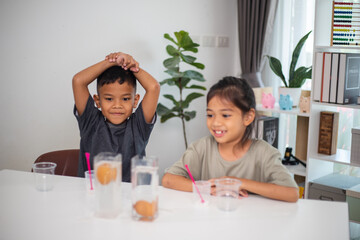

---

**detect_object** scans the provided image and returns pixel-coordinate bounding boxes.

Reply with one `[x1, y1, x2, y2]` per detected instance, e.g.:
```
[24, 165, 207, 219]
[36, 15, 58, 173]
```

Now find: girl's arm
[162, 173, 193, 192]
[209, 177, 299, 203]
[240, 178, 299, 203]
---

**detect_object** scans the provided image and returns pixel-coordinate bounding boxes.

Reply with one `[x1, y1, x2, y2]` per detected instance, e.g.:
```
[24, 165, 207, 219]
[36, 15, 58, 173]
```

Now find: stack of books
[313, 52, 360, 104]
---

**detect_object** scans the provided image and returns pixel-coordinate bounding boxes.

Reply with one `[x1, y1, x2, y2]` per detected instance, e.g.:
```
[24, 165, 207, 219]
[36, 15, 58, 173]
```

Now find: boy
[72, 52, 160, 181]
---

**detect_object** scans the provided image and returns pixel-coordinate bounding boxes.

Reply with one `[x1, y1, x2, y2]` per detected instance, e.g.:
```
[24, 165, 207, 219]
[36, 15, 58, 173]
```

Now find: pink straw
[185, 164, 205, 203]
[85, 152, 93, 190]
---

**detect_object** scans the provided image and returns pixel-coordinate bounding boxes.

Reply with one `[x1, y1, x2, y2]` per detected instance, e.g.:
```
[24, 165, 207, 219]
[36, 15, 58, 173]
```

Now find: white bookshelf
[305, 0, 360, 198]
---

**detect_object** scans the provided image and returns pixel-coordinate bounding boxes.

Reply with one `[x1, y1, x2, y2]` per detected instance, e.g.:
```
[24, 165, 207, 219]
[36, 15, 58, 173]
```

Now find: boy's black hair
[97, 66, 137, 93]
[207, 76, 256, 145]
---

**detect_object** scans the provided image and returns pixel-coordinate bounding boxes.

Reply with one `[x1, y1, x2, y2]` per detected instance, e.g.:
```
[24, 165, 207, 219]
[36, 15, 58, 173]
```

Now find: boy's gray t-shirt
[74, 96, 156, 182]
[166, 136, 298, 188]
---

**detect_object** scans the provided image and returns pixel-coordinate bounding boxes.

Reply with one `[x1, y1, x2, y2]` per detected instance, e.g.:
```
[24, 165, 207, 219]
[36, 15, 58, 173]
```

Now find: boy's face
[206, 96, 252, 146]
[94, 81, 139, 125]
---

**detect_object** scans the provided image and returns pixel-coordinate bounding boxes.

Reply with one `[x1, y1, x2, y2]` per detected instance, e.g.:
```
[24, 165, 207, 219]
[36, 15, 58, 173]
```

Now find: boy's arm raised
[134, 68, 160, 123]
[72, 60, 115, 116]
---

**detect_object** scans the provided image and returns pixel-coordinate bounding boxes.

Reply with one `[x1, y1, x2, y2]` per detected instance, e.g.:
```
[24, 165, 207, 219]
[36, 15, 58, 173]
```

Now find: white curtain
[261, 0, 315, 156]
[262, 0, 314, 91]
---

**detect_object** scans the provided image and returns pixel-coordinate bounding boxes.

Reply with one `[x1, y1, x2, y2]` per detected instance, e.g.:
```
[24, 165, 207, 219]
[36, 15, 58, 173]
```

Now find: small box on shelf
[318, 111, 339, 155]
[308, 173, 360, 202]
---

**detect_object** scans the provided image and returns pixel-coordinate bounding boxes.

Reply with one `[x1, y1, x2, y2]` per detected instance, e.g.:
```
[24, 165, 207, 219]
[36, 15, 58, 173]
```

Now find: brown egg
[134, 200, 156, 217]
[96, 163, 117, 185]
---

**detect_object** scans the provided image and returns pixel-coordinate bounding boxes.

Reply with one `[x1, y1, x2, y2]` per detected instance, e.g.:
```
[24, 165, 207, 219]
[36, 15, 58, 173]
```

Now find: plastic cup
[94, 152, 122, 218]
[85, 170, 95, 191]
[215, 178, 242, 211]
[131, 155, 159, 221]
[192, 180, 211, 205]
[33, 162, 57, 191]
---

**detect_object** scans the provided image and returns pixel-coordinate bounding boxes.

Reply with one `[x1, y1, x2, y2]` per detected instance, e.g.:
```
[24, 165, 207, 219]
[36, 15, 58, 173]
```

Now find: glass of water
[131, 155, 159, 221]
[94, 152, 122, 218]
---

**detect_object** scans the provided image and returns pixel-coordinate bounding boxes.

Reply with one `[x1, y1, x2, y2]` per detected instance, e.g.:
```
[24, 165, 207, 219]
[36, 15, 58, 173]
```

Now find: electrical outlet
[216, 36, 229, 48]
[202, 36, 216, 47]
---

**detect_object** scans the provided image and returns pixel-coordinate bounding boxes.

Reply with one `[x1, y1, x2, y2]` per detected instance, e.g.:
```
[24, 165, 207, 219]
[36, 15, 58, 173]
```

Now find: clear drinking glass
[33, 162, 57, 191]
[131, 155, 159, 221]
[215, 178, 242, 211]
[94, 152, 122, 218]
[85, 170, 95, 191]
[192, 180, 211, 206]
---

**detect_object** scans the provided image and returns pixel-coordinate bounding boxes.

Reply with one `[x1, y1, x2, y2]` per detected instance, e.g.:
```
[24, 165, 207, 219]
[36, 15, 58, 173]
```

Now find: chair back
[34, 149, 79, 177]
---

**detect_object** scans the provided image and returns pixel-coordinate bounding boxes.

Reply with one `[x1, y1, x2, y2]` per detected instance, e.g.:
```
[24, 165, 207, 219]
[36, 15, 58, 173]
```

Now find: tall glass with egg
[94, 152, 122, 218]
[131, 155, 159, 221]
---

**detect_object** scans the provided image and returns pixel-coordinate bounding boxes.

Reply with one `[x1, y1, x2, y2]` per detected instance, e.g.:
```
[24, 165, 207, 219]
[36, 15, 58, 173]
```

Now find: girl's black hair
[97, 66, 136, 93]
[207, 76, 256, 145]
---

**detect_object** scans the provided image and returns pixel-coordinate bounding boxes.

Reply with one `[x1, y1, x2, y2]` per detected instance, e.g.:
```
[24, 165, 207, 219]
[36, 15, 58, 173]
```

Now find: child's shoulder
[188, 135, 217, 151]
[250, 139, 279, 154]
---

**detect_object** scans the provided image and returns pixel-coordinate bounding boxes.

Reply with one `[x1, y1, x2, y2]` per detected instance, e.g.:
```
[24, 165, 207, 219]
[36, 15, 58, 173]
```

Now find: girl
[162, 76, 299, 202]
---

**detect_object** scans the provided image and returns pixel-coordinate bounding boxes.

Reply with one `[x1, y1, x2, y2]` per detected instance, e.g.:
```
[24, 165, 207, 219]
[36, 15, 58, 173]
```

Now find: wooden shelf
[312, 102, 360, 110]
[285, 164, 306, 177]
[256, 104, 310, 117]
[309, 149, 360, 167]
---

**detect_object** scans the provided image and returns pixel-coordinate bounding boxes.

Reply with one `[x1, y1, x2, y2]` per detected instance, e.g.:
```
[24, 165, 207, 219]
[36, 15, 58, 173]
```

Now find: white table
[0, 169, 349, 240]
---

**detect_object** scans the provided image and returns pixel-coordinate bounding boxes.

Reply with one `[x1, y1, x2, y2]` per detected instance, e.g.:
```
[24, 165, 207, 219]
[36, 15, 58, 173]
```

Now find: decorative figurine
[261, 92, 275, 109]
[299, 96, 310, 113]
[279, 94, 293, 110]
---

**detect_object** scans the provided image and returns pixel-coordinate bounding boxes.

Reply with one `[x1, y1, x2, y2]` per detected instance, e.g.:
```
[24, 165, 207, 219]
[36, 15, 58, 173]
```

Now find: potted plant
[156, 30, 206, 149]
[266, 30, 312, 107]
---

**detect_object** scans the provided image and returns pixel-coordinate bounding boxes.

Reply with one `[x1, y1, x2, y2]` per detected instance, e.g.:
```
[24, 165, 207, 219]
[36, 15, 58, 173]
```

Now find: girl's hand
[209, 177, 248, 198]
[105, 52, 140, 73]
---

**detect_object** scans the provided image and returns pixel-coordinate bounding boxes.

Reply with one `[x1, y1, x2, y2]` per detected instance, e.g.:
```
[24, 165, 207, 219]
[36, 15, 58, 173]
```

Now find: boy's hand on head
[105, 52, 139, 73]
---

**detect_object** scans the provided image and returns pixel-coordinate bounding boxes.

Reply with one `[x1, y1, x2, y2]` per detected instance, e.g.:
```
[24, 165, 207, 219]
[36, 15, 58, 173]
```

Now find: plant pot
[278, 87, 302, 107]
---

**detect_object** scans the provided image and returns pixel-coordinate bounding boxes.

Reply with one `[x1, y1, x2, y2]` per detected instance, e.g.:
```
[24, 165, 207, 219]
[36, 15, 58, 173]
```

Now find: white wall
[0, 0, 239, 179]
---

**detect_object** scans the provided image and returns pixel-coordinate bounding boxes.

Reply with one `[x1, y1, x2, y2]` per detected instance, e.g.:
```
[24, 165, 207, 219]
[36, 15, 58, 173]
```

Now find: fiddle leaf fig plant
[156, 30, 206, 149]
[267, 30, 312, 88]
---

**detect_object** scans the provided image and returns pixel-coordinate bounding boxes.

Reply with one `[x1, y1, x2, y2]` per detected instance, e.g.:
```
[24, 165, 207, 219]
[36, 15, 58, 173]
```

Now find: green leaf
[160, 112, 178, 123]
[164, 33, 178, 46]
[171, 106, 182, 113]
[185, 84, 207, 91]
[188, 62, 205, 70]
[182, 47, 198, 53]
[289, 30, 312, 83]
[180, 78, 191, 88]
[156, 103, 171, 116]
[183, 111, 196, 121]
[183, 70, 205, 81]
[163, 57, 180, 69]
[163, 94, 179, 106]
[267, 55, 287, 87]
[174, 31, 186, 46]
[180, 54, 196, 64]
[166, 45, 179, 57]
[165, 69, 183, 78]
[182, 92, 204, 108]
[289, 66, 312, 88]
[159, 78, 177, 86]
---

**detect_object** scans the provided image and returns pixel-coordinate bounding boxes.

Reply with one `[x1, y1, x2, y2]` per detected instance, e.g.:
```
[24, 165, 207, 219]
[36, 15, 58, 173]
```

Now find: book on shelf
[321, 52, 332, 103]
[337, 53, 360, 104]
[329, 53, 339, 103]
[253, 116, 279, 148]
[313, 52, 324, 102]
[313, 52, 360, 105]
